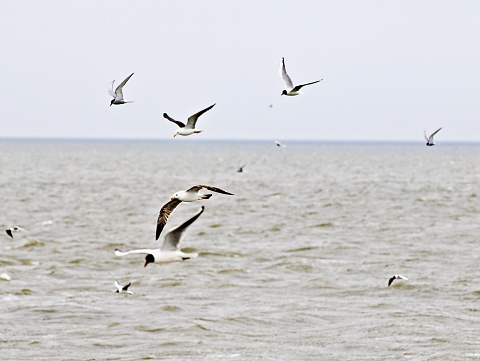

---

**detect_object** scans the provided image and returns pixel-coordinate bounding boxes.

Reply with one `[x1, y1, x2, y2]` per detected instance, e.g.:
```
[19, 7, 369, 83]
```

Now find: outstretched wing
[162, 206, 205, 251]
[108, 80, 116, 98]
[424, 130, 430, 142]
[163, 113, 185, 128]
[196, 184, 234, 195]
[186, 103, 216, 129]
[291, 79, 322, 92]
[156, 198, 183, 240]
[280, 57, 294, 89]
[122, 282, 131, 291]
[430, 127, 442, 138]
[115, 72, 134, 99]
[115, 248, 156, 256]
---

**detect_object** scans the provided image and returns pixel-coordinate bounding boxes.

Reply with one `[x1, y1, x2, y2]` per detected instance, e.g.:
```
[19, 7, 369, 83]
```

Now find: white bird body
[117, 206, 204, 266]
[388, 274, 408, 287]
[279, 57, 322, 96]
[109, 73, 134, 106]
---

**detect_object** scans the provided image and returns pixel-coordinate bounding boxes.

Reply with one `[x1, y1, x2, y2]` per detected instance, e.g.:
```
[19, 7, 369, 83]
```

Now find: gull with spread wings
[163, 103, 216, 137]
[156, 185, 233, 240]
[108, 73, 134, 106]
[115, 206, 205, 267]
[280, 57, 322, 96]
[424, 127, 442, 146]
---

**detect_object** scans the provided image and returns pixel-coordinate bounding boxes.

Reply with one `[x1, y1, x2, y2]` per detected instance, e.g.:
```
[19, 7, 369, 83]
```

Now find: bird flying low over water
[164, 103, 216, 137]
[5, 226, 26, 238]
[114, 280, 133, 294]
[116, 206, 204, 267]
[424, 127, 442, 146]
[108, 73, 134, 106]
[236, 163, 246, 173]
[280, 57, 322, 96]
[275, 140, 287, 151]
[156, 185, 233, 240]
[388, 274, 408, 287]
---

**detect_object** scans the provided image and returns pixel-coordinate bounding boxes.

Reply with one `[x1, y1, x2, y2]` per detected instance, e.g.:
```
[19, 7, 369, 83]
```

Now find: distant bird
[156, 185, 233, 240]
[236, 163, 246, 173]
[108, 73, 134, 106]
[280, 57, 322, 96]
[164, 103, 216, 137]
[275, 140, 287, 152]
[114, 280, 133, 295]
[388, 275, 408, 287]
[424, 127, 442, 146]
[116, 206, 204, 267]
[5, 226, 26, 238]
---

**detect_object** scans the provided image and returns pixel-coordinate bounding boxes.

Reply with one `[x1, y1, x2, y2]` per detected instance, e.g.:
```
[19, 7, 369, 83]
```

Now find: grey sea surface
[1, 139, 479, 361]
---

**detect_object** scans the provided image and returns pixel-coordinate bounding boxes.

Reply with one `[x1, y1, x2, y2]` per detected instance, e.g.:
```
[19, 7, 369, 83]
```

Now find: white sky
[1, 1, 479, 141]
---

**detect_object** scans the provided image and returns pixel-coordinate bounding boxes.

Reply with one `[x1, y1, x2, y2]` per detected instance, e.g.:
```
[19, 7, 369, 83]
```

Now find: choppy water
[1, 139, 479, 360]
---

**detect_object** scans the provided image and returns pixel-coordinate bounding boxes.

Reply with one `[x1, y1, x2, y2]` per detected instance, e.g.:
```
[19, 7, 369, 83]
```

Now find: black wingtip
[163, 113, 168, 118]
[156, 224, 164, 240]
[6, 229, 13, 238]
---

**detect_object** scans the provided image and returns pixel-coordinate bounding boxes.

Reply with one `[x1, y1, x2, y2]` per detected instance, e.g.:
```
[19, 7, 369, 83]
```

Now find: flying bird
[108, 73, 134, 106]
[114, 280, 133, 295]
[116, 206, 204, 267]
[5, 226, 26, 238]
[388, 274, 408, 287]
[156, 185, 233, 240]
[164, 103, 216, 137]
[236, 163, 246, 173]
[275, 140, 287, 151]
[424, 127, 442, 146]
[280, 57, 322, 96]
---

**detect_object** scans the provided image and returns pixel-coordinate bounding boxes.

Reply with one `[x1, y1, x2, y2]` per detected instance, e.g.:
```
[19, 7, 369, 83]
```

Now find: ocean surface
[1, 139, 479, 361]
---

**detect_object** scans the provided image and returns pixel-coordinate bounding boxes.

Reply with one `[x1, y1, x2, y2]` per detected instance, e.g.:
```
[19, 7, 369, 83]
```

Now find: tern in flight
[108, 73, 134, 106]
[280, 57, 322, 96]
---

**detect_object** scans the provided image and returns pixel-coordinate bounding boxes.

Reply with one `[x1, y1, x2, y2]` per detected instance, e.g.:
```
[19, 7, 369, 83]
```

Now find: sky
[1, 1, 479, 141]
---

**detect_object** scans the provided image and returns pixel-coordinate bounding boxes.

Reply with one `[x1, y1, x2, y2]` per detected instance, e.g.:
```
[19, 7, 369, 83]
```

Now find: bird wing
[388, 277, 395, 287]
[291, 79, 322, 92]
[424, 130, 430, 142]
[6, 229, 13, 238]
[115, 248, 157, 256]
[186, 103, 216, 129]
[115, 280, 122, 291]
[115, 72, 134, 98]
[156, 198, 183, 240]
[162, 206, 205, 251]
[122, 282, 131, 291]
[280, 57, 294, 89]
[163, 113, 185, 128]
[430, 127, 442, 138]
[196, 184, 234, 195]
[108, 80, 116, 98]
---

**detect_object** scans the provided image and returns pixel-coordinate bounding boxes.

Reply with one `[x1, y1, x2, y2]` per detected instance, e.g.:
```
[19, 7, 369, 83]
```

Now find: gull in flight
[388, 274, 408, 287]
[114, 280, 133, 295]
[275, 140, 287, 152]
[116, 206, 204, 267]
[108, 73, 134, 106]
[236, 163, 246, 173]
[424, 127, 442, 146]
[164, 103, 216, 137]
[280, 57, 322, 96]
[156, 185, 233, 240]
[5, 226, 26, 238]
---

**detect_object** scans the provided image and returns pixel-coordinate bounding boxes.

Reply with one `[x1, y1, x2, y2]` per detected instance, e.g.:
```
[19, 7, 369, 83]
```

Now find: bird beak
[173, 133, 177, 137]
[171, 196, 175, 200]
[144, 261, 148, 268]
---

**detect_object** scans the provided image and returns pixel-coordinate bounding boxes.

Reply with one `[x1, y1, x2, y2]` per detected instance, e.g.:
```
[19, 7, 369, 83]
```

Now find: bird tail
[201, 194, 212, 200]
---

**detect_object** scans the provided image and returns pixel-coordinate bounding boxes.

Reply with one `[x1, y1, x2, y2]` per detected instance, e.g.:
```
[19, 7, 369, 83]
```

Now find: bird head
[110, 99, 115, 106]
[144, 254, 155, 267]
[281, 90, 287, 96]
[171, 193, 179, 200]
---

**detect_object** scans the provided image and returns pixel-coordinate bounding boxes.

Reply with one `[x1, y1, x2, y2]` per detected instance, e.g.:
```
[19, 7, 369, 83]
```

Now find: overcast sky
[1, 1, 479, 141]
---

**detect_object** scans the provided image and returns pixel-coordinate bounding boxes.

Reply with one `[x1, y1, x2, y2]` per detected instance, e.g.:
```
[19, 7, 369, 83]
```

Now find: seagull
[5, 226, 26, 238]
[388, 275, 408, 287]
[156, 185, 233, 240]
[163, 103, 216, 137]
[236, 163, 246, 173]
[275, 140, 287, 152]
[108, 73, 134, 106]
[116, 206, 204, 267]
[424, 127, 442, 146]
[114, 280, 133, 294]
[280, 57, 322, 96]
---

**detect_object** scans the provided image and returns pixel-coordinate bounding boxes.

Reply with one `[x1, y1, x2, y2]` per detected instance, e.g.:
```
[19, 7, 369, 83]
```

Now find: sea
[1, 138, 479, 361]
